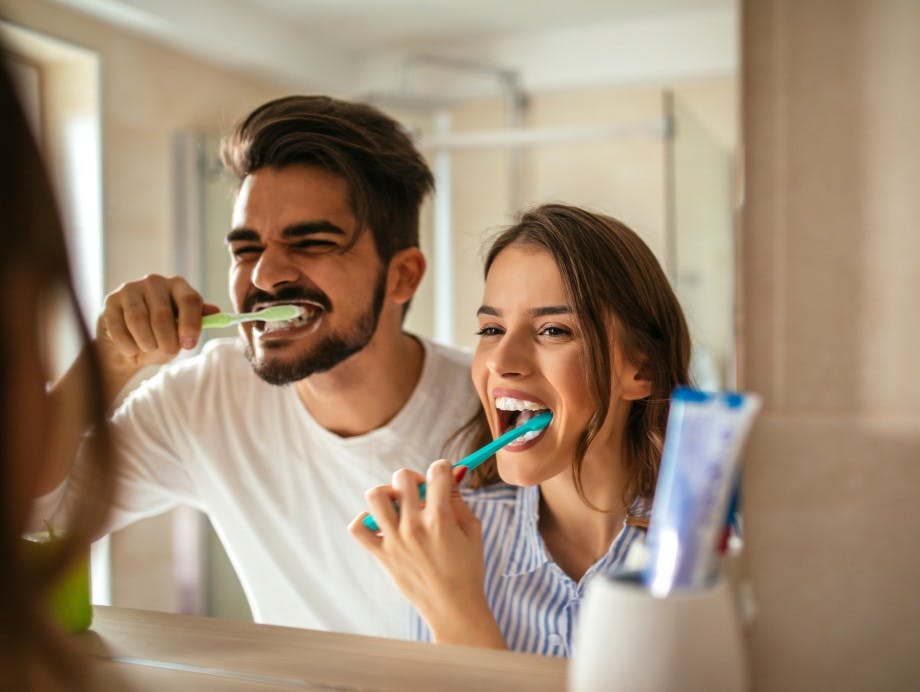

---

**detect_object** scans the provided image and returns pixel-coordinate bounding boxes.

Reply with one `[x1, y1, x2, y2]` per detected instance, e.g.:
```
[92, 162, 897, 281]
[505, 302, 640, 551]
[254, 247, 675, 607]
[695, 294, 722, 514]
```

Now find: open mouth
[253, 301, 324, 337]
[495, 396, 552, 445]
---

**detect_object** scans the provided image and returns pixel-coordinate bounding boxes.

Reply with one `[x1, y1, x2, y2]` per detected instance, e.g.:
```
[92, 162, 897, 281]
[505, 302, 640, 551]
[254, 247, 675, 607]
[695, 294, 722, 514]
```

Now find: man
[37, 96, 480, 638]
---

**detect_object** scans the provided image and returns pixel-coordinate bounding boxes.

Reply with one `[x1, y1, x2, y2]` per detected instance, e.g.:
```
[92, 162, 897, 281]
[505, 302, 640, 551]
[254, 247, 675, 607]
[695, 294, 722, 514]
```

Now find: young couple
[35, 94, 690, 659]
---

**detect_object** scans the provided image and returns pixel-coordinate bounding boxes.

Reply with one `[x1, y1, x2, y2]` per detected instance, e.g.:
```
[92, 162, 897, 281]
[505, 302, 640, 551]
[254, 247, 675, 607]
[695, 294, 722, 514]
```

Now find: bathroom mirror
[7, 0, 739, 632]
[181, 57, 738, 628]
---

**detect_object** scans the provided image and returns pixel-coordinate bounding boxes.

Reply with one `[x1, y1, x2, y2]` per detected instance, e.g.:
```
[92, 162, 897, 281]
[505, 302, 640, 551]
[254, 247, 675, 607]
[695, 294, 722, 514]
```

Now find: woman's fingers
[391, 467, 425, 517]
[424, 460, 457, 523]
[351, 463, 472, 552]
[362, 483, 400, 536]
[347, 512, 382, 550]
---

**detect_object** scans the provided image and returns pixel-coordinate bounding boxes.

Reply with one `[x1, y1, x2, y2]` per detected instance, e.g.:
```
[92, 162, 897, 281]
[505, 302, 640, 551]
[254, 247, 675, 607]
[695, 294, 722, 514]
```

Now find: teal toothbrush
[200, 305, 304, 329]
[362, 411, 552, 532]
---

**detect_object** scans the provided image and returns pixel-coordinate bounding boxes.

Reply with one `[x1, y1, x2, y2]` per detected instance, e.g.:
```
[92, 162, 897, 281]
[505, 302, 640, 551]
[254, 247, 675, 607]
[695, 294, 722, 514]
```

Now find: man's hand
[96, 274, 220, 389]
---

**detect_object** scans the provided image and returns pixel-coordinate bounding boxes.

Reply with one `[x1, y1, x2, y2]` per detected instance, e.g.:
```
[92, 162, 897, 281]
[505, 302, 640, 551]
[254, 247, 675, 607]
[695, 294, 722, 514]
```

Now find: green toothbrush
[362, 411, 553, 532]
[200, 305, 305, 329]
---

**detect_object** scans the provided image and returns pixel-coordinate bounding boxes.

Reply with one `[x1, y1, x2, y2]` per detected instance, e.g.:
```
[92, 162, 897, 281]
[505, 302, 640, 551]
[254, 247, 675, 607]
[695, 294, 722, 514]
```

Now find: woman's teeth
[495, 397, 550, 438]
[495, 397, 546, 412]
[515, 427, 544, 443]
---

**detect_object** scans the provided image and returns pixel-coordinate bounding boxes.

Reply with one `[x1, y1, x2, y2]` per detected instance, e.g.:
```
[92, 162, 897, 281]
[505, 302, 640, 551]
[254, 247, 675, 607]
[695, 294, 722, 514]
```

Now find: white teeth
[495, 397, 546, 411]
[262, 310, 317, 333]
[514, 428, 543, 443]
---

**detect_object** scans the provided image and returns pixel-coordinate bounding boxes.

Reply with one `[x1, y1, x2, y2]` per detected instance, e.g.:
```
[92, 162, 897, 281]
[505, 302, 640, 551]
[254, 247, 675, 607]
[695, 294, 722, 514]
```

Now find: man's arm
[37, 274, 218, 497]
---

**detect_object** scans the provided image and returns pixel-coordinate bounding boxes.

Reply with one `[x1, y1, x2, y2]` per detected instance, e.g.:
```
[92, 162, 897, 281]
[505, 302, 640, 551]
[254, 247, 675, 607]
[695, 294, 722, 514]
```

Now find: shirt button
[548, 633, 563, 647]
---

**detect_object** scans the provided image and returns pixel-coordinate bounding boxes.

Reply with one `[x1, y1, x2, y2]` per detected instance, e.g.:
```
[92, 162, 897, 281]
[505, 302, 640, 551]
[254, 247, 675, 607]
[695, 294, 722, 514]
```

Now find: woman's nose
[486, 331, 533, 378]
[251, 245, 300, 291]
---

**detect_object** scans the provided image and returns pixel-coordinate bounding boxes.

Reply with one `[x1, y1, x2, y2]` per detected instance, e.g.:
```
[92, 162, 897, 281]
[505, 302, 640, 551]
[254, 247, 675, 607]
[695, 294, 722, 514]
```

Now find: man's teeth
[262, 310, 316, 333]
[495, 397, 546, 412]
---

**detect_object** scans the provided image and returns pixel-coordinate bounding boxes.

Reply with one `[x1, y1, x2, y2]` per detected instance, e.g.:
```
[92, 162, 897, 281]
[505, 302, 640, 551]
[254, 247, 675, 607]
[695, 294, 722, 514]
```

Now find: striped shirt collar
[502, 485, 652, 578]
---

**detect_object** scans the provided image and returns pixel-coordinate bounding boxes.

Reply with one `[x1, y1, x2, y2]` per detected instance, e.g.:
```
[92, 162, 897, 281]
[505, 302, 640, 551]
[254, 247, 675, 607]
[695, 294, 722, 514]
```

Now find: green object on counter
[22, 531, 93, 633]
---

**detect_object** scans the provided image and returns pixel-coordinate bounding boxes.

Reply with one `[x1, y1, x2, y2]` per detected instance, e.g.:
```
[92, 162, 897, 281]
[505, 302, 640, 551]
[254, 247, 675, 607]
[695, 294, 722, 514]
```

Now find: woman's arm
[349, 460, 507, 649]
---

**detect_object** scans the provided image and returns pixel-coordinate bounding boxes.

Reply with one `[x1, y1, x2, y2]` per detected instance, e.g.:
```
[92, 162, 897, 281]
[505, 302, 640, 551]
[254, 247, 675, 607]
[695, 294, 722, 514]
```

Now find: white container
[569, 576, 748, 692]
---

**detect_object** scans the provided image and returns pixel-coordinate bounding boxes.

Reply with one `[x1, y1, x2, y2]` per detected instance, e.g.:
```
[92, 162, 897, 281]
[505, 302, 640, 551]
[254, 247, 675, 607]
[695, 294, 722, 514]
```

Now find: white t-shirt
[39, 336, 479, 638]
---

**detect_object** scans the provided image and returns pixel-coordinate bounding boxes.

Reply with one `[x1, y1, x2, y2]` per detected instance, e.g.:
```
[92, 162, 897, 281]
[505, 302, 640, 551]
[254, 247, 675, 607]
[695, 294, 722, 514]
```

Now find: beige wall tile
[742, 1, 920, 689]
[742, 415, 920, 691]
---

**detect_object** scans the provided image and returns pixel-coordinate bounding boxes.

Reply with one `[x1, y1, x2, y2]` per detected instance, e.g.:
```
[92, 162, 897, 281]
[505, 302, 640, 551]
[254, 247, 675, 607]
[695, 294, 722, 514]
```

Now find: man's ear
[386, 247, 426, 305]
[622, 358, 654, 401]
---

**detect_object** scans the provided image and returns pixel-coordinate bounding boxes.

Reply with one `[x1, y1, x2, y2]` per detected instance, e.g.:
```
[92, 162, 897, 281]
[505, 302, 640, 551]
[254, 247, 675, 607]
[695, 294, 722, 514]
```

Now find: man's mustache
[243, 286, 332, 313]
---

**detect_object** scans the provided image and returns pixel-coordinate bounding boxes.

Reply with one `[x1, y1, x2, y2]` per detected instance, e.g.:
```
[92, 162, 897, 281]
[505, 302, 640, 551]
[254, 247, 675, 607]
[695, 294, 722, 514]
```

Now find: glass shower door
[667, 94, 736, 389]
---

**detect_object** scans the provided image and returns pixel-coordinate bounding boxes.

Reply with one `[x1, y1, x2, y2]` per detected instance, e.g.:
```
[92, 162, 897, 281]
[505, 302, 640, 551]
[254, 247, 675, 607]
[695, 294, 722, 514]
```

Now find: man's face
[227, 164, 388, 385]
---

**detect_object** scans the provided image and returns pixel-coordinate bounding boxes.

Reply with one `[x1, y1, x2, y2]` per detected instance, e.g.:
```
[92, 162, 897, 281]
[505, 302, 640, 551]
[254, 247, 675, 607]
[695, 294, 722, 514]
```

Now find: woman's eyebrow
[530, 306, 571, 317]
[476, 305, 572, 317]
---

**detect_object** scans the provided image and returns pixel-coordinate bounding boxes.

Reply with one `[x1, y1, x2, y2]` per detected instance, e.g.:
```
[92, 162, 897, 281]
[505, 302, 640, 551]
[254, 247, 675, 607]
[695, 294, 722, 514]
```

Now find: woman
[0, 53, 115, 689]
[350, 203, 691, 656]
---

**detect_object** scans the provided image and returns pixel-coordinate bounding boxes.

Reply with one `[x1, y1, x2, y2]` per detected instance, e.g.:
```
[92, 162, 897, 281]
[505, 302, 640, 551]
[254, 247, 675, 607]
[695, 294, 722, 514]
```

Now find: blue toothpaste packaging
[642, 387, 761, 597]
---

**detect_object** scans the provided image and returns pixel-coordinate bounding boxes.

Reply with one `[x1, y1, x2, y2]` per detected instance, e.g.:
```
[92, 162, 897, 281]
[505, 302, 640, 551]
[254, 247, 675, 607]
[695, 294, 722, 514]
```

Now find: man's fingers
[99, 275, 208, 361]
[202, 303, 222, 316]
[145, 279, 181, 354]
[119, 293, 159, 352]
[100, 297, 138, 356]
[172, 282, 206, 350]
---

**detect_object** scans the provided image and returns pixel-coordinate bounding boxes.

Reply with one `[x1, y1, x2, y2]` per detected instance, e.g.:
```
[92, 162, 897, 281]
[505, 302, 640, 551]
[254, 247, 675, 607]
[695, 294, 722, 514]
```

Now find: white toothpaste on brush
[642, 387, 761, 597]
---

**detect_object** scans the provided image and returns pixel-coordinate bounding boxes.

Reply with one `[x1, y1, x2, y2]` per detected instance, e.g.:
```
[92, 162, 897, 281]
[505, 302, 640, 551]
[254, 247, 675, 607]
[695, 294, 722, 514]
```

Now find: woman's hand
[348, 460, 506, 649]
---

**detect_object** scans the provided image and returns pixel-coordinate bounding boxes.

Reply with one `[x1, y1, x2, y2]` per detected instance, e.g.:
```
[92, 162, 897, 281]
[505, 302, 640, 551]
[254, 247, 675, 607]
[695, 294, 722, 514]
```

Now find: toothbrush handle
[201, 313, 235, 329]
[361, 413, 551, 532]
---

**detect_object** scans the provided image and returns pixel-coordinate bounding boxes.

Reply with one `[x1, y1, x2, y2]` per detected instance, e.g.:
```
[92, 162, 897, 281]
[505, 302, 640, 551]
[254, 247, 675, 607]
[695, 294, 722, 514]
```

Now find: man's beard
[246, 269, 387, 386]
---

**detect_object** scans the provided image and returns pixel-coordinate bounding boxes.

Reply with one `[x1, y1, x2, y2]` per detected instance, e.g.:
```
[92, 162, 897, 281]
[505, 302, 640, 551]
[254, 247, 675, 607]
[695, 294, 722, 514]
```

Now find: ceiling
[49, 0, 737, 96]
[238, 0, 730, 50]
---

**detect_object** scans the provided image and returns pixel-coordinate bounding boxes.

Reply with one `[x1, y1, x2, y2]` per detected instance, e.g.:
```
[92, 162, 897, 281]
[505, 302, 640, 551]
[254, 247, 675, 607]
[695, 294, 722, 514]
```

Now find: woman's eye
[540, 325, 572, 337]
[476, 326, 503, 337]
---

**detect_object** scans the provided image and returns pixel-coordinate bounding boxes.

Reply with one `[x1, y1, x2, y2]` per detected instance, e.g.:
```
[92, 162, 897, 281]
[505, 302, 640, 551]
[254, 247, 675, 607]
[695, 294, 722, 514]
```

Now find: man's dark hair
[221, 95, 435, 263]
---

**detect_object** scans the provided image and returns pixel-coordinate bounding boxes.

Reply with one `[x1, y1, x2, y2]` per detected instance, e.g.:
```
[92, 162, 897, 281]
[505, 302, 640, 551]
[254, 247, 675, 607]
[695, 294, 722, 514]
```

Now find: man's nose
[251, 245, 301, 291]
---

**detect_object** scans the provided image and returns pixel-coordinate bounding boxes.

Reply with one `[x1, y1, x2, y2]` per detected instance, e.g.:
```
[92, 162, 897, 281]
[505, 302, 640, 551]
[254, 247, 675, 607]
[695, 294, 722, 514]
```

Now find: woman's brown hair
[451, 204, 691, 512]
[0, 54, 114, 689]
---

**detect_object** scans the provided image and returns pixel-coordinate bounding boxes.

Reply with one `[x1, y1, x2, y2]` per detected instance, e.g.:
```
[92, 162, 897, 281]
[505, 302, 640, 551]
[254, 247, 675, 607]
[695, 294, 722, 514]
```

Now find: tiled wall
[740, 1, 920, 689]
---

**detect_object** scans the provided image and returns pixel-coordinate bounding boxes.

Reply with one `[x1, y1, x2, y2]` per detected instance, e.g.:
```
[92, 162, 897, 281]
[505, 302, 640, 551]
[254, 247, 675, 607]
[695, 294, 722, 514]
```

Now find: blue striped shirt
[409, 483, 650, 657]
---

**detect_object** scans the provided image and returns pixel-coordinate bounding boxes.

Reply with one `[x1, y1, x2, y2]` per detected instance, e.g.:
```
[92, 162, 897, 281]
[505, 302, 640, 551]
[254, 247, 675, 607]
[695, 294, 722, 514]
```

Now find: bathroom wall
[740, 1, 920, 689]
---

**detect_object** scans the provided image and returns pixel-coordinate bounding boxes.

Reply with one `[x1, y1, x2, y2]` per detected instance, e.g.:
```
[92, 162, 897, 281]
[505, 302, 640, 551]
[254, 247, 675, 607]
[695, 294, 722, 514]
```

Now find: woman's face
[471, 244, 640, 487]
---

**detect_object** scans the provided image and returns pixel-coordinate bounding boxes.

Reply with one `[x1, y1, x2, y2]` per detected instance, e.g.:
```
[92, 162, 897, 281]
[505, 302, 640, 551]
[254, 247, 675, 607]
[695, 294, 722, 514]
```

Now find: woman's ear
[386, 247, 426, 305]
[622, 358, 654, 401]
